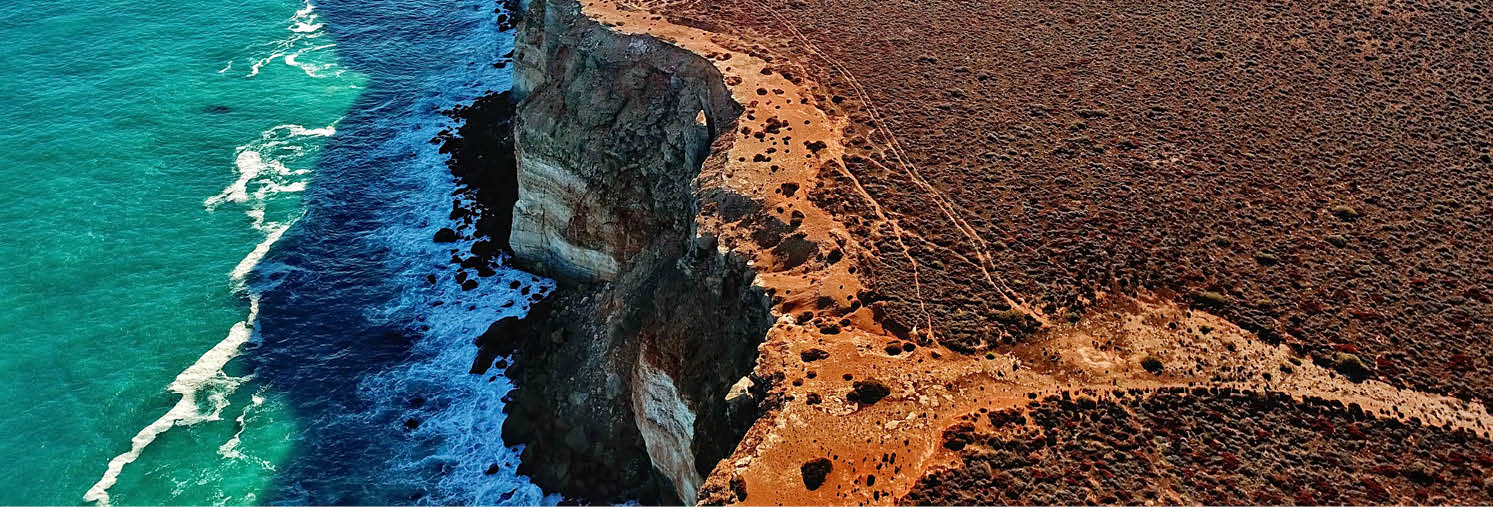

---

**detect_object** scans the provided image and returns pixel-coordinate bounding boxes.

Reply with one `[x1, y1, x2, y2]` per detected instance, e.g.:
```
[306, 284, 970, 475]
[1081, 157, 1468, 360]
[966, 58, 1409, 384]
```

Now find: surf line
[82, 181, 296, 505]
[247, 0, 331, 78]
[81, 297, 260, 506]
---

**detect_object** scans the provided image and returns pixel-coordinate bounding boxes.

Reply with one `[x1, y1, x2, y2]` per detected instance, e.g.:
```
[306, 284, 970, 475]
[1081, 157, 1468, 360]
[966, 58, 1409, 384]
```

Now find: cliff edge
[492, 0, 768, 503]
[491, 0, 1493, 504]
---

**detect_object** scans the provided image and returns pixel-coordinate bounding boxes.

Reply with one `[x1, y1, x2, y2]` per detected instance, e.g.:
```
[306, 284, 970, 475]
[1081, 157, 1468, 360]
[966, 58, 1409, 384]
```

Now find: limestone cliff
[493, 0, 769, 503]
[509, 0, 740, 282]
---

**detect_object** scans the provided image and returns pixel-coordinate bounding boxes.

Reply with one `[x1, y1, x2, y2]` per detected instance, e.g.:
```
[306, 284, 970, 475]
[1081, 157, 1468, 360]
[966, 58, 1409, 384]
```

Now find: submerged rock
[433, 227, 459, 243]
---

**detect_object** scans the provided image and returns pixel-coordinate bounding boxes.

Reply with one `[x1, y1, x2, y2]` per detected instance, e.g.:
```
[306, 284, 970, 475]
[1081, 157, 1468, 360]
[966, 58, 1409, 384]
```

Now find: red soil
[580, 0, 1493, 503]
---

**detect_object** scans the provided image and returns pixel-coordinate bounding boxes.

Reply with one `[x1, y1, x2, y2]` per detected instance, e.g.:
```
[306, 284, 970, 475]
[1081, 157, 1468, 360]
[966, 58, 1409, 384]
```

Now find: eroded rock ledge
[492, 0, 768, 503]
[508, 0, 740, 282]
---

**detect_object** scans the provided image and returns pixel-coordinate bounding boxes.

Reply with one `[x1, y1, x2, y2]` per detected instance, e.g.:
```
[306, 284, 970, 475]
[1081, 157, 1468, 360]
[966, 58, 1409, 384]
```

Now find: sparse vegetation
[1330, 205, 1361, 220]
[1195, 291, 1230, 307]
[1333, 352, 1371, 381]
[1141, 355, 1164, 374]
[991, 308, 1028, 324]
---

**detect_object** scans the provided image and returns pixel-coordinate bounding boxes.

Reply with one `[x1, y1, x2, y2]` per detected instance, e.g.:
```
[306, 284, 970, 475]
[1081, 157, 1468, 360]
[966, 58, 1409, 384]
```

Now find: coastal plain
[481, 0, 1493, 504]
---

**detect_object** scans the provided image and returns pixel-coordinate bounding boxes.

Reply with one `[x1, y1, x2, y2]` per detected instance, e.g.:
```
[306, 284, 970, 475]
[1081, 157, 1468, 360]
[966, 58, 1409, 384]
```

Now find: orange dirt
[579, 0, 1493, 504]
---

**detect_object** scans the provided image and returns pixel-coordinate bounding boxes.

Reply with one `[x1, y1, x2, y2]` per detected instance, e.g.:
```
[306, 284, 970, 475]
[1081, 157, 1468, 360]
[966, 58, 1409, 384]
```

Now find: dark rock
[493, 0, 770, 502]
[470, 316, 523, 374]
[772, 233, 819, 270]
[801, 458, 833, 490]
[730, 474, 748, 501]
[800, 348, 830, 362]
[848, 380, 891, 405]
[1141, 355, 1164, 374]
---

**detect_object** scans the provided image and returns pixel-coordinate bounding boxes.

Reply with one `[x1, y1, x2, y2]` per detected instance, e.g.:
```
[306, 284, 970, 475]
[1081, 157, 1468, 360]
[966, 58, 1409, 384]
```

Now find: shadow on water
[240, 0, 523, 503]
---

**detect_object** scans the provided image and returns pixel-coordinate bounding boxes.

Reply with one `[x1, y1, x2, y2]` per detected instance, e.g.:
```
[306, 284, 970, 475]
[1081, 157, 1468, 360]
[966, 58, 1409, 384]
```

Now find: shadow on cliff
[476, 0, 777, 503]
[493, 237, 774, 504]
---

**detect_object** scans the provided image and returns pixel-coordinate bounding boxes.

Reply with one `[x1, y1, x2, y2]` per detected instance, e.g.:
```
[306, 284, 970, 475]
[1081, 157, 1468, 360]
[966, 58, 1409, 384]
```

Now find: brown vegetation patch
[903, 389, 1493, 505]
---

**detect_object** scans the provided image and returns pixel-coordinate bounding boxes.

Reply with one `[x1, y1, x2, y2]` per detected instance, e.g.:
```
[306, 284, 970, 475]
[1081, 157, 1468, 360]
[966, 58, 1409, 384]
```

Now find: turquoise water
[0, 0, 549, 504]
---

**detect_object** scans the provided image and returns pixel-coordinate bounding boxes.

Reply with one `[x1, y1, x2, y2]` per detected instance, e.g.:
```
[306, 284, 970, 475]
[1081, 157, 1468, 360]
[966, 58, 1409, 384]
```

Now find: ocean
[0, 0, 555, 504]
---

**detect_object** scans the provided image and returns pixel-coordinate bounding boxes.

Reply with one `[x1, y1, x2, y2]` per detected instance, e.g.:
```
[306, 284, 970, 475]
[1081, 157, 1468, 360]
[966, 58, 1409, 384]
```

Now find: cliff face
[509, 0, 740, 282]
[496, 0, 768, 503]
[488, 0, 1493, 504]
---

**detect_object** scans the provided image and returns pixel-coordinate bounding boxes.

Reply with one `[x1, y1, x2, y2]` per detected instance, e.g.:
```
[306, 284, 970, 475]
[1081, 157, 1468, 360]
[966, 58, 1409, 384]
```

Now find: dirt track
[655, 0, 1493, 402]
[580, 0, 1493, 503]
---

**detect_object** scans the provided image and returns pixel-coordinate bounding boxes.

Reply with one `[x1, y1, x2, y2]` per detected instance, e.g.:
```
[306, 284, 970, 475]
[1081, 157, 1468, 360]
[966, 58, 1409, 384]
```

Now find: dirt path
[572, 2, 1493, 504]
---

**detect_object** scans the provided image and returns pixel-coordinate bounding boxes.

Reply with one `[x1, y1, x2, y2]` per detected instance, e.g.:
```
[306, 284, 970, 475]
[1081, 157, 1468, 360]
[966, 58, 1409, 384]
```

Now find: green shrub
[1333, 352, 1371, 381]
[1195, 291, 1230, 307]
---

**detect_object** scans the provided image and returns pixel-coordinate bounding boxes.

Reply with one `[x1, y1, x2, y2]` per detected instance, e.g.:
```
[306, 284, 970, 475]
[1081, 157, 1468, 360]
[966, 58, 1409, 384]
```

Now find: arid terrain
[652, 0, 1493, 404]
[491, 0, 1493, 504]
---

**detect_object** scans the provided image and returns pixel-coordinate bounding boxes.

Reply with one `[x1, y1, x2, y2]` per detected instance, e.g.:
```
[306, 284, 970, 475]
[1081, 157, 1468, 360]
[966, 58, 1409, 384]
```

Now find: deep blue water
[0, 0, 554, 502]
[2, 0, 365, 501]
[241, 0, 556, 504]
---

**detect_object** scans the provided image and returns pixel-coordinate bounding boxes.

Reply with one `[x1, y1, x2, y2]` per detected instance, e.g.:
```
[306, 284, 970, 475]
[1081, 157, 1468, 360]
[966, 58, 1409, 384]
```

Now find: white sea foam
[85, 113, 335, 505]
[254, 181, 307, 198]
[205, 124, 331, 222]
[232, 223, 289, 281]
[359, 171, 559, 504]
[204, 151, 273, 209]
[243, 0, 340, 79]
[84, 187, 285, 504]
[290, 21, 324, 33]
[285, 44, 339, 78]
[218, 392, 265, 460]
[340, 2, 560, 501]
[82, 299, 259, 506]
[292, 0, 314, 19]
[92, 0, 542, 503]
[286, 125, 335, 137]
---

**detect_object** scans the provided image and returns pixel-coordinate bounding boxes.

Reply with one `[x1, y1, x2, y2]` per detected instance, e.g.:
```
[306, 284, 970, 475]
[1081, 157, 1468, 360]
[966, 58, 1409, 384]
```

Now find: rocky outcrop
[509, 0, 740, 282]
[492, 0, 769, 503]
[500, 236, 771, 503]
[632, 353, 701, 502]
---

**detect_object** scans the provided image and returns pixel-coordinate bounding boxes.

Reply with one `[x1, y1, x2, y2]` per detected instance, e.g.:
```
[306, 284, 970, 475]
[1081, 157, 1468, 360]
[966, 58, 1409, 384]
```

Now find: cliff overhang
[493, 0, 769, 503]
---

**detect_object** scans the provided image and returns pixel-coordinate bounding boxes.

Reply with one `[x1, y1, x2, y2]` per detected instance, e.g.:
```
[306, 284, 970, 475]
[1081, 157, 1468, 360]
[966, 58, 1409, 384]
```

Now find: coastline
[438, 91, 519, 270]
[478, 0, 1493, 504]
[26, 0, 1491, 503]
[174, 0, 557, 502]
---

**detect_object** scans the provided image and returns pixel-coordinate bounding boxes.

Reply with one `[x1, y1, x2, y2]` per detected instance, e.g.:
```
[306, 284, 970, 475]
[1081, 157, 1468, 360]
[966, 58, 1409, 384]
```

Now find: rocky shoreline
[437, 90, 517, 264]
[436, 0, 771, 502]
[438, 0, 1493, 504]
